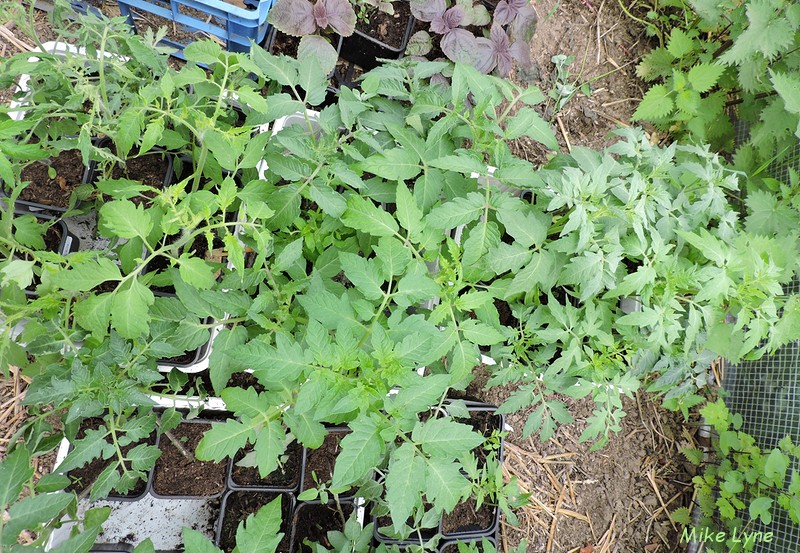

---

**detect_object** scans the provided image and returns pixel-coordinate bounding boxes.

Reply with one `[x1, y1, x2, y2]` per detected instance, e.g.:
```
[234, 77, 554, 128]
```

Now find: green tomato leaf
[331, 416, 383, 489]
[341, 195, 399, 237]
[195, 419, 255, 463]
[412, 418, 484, 458]
[235, 496, 284, 553]
[99, 200, 153, 240]
[111, 278, 154, 339]
[52, 258, 122, 291]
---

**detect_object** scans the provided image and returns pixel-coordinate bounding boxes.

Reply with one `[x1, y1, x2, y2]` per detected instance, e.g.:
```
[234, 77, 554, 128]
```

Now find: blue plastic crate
[117, 0, 273, 57]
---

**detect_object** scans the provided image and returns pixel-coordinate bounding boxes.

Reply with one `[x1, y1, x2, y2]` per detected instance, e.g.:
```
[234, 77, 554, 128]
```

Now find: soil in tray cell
[301, 430, 356, 496]
[66, 417, 155, 499]
[292, 502, 354, 552]
[440, 499, 496, 535]
[109, 151, 171, 189]
[218, 492, 292, 553]
[18, 149, 87, 208]
[231, 440, 302, 489]
[355, 1, 412, 48]
[152, 422, 226, 496]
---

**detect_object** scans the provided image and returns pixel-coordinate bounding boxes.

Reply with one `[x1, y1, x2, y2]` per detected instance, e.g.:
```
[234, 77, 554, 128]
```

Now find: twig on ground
[556, 115, 572, 152]
[0, 25, 34, 52]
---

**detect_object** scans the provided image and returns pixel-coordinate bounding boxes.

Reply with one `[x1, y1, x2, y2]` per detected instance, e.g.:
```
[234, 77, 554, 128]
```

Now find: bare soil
[231, 440, 302, 490]
[441, 500, 497, 536]
[152, 422, 226, 497]
[510, 0, 652, 164]
[18, 149, 87, 208]
[301, 429, 356, 497]
[355, 2, 412, 48]
[292, 502, 354, 553]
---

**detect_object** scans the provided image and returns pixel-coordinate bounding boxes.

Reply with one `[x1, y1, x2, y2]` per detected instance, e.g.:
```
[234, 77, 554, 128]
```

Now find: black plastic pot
[374, 400, 505, 546]
[151, 419, 228, 500]
[5, 145, 97, 213]
[89, 140, 174, 202]
[340, 1, 416, 71]
[290, 500, 356, 553]
[300, 426, 357, 500]
[216, 490, 294, 553]
[228, 440, 304, 492]
[5, 209, 80, 297]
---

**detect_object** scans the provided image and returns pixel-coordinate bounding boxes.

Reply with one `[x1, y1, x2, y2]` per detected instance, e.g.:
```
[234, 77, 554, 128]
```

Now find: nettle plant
[677, 399, 800, 552]
[407, 0, 536, 77]
[633, 0, 800, 165]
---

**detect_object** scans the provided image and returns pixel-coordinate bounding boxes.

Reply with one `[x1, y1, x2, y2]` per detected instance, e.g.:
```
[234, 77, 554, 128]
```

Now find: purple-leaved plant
[269, 0, 356, 37]
[494, 0, 538, 43]
[410, 0, 536, 76]
[268, 0, 357, 73]
[475, 23, 531, 76]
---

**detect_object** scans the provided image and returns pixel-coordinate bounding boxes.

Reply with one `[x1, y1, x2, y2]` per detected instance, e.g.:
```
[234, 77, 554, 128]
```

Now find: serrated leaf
[0, 448, 33, 511]
[505, 107, 558, 150]
[111, 279, 154, 339]
[221, 387, 264, 419]
[5, 492, 73, 543]
[771, 70, 800, 114]
[178, 254, 216, 290]
[182, 528, 223, 553]
[283, 410, 326, 449]
[235, 496, 284, 553]
[99, 200, 153, 240]
[331, 416, 382, 489]
[396, 183, 425, 239]
[425, 460, 470, 514]
[53, 258, 122, 291]
[385, 443, 425, 532]
[195, 419, 255, 462]
[459, 320, 505, 346]
[374, 236, 412, 278]
[676, 229, 728, 266]
[339, 251, 385, 300]
[412, 418, 484, 458]
[666, 28, 693, 58]
[255, 420, 287, 479]
[427, 192, 485, 229]
[1, 259, 35, 290]
[497, 207, 550, 248]
[237, 335, 311, 388]
[632, 85, 674, 120]
[504, 250, 557, 298]
[274, 237, 304, 272]
[486, 242, 531, 274]
[394, 264, 439, 308]
[360, 148, 421, 181]
[393, 374, 451, 414]
[687, 63, 725, 93]
[298, 35, 338, 76]
[342, 195, 399, 237]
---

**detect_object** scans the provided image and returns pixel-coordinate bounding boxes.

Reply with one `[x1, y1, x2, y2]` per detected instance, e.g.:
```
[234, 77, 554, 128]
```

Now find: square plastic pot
[373, 399, 505, 546]
[339, 1, 416, 71]
[215, 490, 294, 553]
[49, 408, 230, 551]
